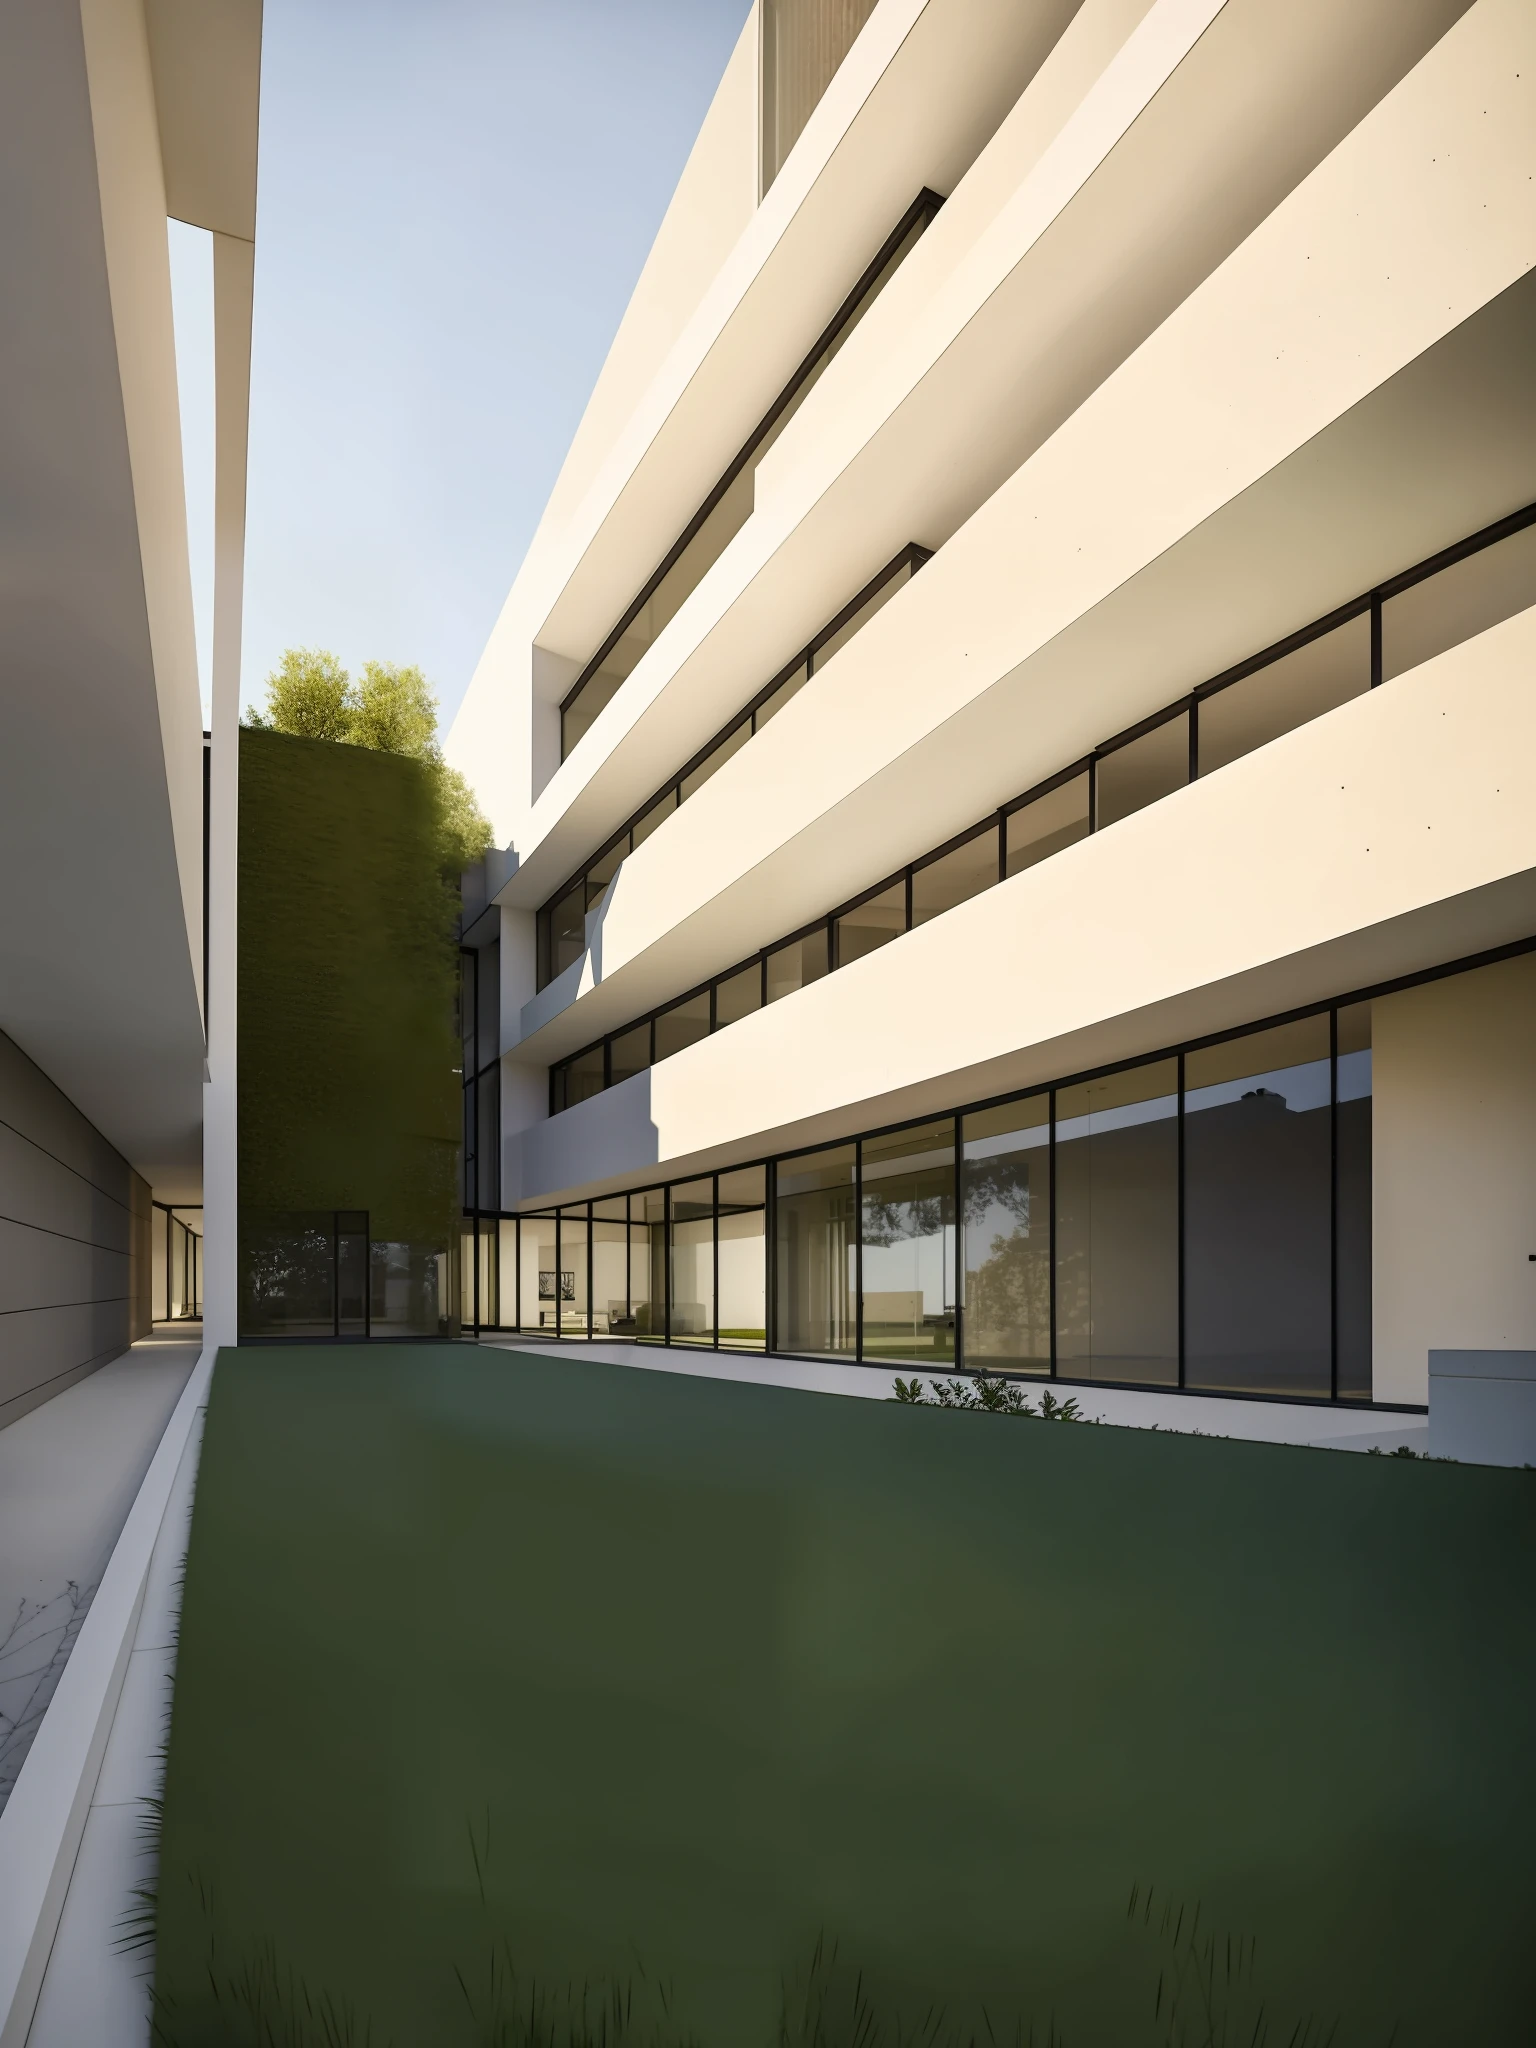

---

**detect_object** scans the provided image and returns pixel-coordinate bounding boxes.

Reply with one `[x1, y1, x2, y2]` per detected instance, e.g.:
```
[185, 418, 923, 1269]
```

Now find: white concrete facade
[451, 0, 1536, 1413]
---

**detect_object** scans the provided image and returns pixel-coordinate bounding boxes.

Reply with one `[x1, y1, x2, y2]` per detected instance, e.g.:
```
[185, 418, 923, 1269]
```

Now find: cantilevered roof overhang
[0, 0, 260, 1201]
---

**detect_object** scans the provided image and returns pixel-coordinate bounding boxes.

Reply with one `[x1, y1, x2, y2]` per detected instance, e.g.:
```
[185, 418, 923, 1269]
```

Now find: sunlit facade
[448, 0, 1536, 1417]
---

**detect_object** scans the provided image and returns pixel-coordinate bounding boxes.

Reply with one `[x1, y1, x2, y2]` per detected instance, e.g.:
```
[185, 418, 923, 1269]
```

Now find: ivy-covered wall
[237, 727, 460, 1327]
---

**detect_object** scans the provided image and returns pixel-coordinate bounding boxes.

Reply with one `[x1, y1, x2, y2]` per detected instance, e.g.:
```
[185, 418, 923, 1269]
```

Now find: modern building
[0, 1, 258, 2036]
[448, 0, 1536, 1426]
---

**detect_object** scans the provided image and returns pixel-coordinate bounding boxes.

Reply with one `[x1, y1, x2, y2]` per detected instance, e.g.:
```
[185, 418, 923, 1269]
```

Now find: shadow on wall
[153, 1345, 1536, 2045]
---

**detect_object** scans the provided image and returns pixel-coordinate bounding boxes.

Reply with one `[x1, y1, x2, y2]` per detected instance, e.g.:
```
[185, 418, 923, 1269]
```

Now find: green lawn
[154, 1345, 1536, 2045]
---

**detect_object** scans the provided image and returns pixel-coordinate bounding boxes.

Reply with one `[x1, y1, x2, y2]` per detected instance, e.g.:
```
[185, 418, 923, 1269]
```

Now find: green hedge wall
[237, 725, 460, 1253]
[153, 1345, 1536, 2045]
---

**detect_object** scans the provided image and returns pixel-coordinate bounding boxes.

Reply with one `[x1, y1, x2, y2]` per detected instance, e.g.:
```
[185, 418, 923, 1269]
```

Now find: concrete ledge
[476, 1335, 1423, 1450]
[1430, 1349, 1536, 1467]
[0, 1347, 212, 2048]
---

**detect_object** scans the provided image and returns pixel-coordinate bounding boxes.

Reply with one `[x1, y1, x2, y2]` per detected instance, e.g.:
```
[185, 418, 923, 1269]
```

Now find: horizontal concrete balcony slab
[488, 0, 1493, 899]
[514, 239, 1536, 1065]
[513, 599, 1536, 1206]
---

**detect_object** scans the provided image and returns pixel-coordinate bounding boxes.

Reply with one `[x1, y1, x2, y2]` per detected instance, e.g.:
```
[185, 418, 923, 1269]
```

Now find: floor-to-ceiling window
[489, 976, 1402, 1403]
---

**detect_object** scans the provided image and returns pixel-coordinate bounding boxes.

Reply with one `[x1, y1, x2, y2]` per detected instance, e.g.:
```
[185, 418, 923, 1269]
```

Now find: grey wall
[0, 1029, 149, 1428]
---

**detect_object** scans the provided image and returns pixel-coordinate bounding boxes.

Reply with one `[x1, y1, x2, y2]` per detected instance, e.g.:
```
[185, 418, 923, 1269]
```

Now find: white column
[201, 230, 255, 1350]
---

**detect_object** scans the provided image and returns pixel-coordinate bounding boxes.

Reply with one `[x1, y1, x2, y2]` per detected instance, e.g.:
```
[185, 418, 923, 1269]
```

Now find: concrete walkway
[0, 1327, 200, 1816]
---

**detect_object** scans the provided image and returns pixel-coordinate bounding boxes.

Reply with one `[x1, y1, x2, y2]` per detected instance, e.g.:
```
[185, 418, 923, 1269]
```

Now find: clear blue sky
[171, 0, 751, 730]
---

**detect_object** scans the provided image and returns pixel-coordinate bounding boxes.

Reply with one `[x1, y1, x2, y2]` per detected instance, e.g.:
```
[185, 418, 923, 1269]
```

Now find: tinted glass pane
[836, 882, 905, 967]
[1006, 773, 1089, 877]
[557, 1212, 590, 1336]
[631, 789, 677, 850]
[718, 1165, 767, 1208]
[588, 839, 627, 897]
[633, 1189, 666, 1342]
[715, 963, 762, 1027]
[1382, 521, 1536, 682]
[861, 1120, 956, 1367]
[566, 1047, 604, 1106]
[519, 1215, 557, 1332]
[550, 1065, 569, 1116]
[718, 1203, 766, 1351]
[460, 954, 476, 1068]
[753, 660, 808, 732]
[680, 720, 750, 803]
[654, 993, 711, 1064]
[669, 1177, 715, 1344]
[1199, 615, 1370, 776]
[1055, 1061, 1178, 1385]
[475, 1063, 500, 1210]
[775, 1145, 855, 1357]
[911, 828, 997, 928]
[474, 941, 500, 1070]
[609, 1023, 651, 1087]
[812, 555, 915, 673]
[1184, 1018, 1332, 1397]
[1095, 715, 1188, 830]
[562, 663, 627, 757]
[591, 1212, 629, 1339]
[766, 929, 828, 1004]
[550, 883, 587, 979]
[1336, 1002, 1372, 1399]
[962, 1096, 1050, 1375]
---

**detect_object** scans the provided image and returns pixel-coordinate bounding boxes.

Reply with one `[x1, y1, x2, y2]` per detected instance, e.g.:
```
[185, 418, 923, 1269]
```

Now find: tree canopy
[247, 649, 493, 878]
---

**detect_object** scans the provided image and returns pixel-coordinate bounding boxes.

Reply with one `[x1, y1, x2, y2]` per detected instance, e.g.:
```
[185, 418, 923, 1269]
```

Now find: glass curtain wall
[1054, 1063, 1180, 1386]
[1183, 1019, 1331, 1397]
[718, 1168, 767, 1350]
[492, 988, 1394, 1402]
[860, 1121, 955, 1366]
[775, 1145, 856, 1358]
[961, 1097, 1050, 1375]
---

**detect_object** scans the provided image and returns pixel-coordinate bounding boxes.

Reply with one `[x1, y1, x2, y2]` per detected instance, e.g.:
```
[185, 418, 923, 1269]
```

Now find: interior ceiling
[0, 2, 257, 1202]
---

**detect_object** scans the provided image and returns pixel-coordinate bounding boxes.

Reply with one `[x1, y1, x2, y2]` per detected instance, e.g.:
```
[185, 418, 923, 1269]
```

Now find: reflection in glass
[475, 1064, 500, 1210]
[1336, 1002, 1372, 1398]
[609, 1023, 651, 1087]
[654, 993, 711, 1064]
[1382, 521, 1536, 681]
[836, 882, 905, 966]
[719, 1162, 769, 1349]
[591, 1199, 629, 1339]
[626, 1191, 665, 1340]
[715, 963, 762, 1027]
[961, 1096, 1050, 1375]
[497, 1222, 517, 1333]
[861, 1120, 955, 1366]
[767, 929, 828, 1004]
[549, 883, 586, 980]
[1055, 1061, 1178, 1385]
[566, 1046, 604, 1107]
[775, 1146, 855, 1357]
[519, 1215, 557, 1332]
[1006, 773, 1090, 877]
[1199, 615, 1370, 776]
[1184, 1019, 1331, 1397]
[911, 829, 997, 927]
[1095, 715, 1188, 830]
[588, 841, 625, 898]
[337, 1212, 368, 1337]
[669, 1178, 715, 1344]
[557, 1209, 590, 1337]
